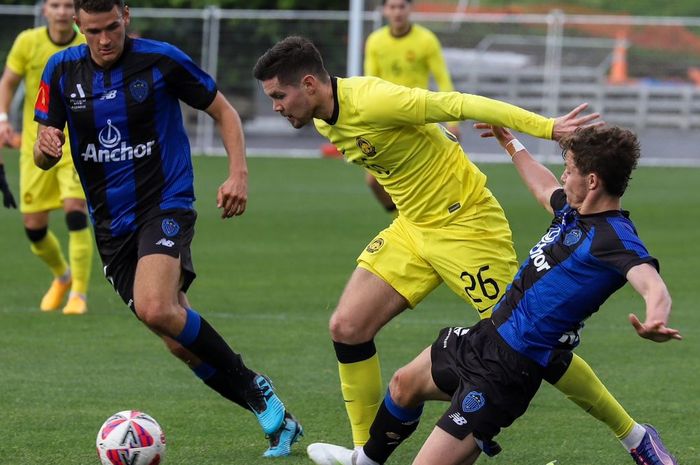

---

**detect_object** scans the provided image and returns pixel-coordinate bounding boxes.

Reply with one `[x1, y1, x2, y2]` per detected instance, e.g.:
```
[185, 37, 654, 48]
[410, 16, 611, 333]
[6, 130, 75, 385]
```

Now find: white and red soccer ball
[96, 410, 166, 465]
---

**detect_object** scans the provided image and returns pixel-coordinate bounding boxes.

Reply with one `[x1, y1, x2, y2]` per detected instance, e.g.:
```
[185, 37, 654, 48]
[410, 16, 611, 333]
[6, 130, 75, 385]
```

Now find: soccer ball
[96, 410, 166, 465]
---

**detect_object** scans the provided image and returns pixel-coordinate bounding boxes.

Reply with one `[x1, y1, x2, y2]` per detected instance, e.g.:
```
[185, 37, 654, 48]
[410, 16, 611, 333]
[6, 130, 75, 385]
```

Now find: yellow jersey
[364, 24, 454, 92]
[6, 26, 85, 157]
[314, 77, 554, 227]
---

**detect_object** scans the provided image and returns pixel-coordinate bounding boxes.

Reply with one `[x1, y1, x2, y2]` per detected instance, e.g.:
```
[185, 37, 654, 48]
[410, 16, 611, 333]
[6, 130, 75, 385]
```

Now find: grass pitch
[0, 153, 697, 464]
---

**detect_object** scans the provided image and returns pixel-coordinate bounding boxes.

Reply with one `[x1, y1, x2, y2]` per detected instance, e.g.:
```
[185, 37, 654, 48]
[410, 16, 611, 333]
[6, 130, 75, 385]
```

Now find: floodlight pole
[347, 0, 364, 77]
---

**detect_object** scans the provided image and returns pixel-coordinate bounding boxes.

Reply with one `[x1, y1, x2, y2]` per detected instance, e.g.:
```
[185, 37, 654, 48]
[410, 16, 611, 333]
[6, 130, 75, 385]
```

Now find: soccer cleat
[40, 278, 71, 311]
[263, 412, 304, 457]
[245, 375, 286, 435]
[630, 424, 678, 465]
[62, 294, 87, 315]
[306, 443, 356, 465]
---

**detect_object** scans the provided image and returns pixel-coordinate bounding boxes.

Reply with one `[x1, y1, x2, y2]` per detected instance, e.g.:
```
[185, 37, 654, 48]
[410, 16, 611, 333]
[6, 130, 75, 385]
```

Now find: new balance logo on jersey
[449, 412, 468, 426]
[529, 226, 561, 272]
[156, 238, 174, 247]
[81, 118, 155, 163]
[100, 90, 118, 100]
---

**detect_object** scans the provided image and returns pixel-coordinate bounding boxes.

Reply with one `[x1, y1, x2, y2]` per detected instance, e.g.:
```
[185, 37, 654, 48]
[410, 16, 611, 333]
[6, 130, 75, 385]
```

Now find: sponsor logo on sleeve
[36, 81, 50, 114]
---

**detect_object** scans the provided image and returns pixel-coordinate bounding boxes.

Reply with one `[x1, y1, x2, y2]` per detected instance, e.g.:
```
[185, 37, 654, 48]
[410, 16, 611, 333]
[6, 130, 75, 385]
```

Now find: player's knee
[65, 210, 88, 231]
[134, 299, 172, 331]
[388, 368, 419, 408]
[25, 227, 48, 243]
[329, 311, 375, 344]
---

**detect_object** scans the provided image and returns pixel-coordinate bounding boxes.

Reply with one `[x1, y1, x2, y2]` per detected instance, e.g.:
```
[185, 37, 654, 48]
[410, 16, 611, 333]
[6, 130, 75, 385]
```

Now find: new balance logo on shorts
[156, 238, 174, 247]
[449, 412, 468, 426]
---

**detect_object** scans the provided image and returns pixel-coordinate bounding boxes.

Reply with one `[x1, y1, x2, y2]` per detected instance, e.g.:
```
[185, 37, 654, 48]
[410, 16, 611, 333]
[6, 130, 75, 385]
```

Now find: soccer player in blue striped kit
[32, 0, 302, 457]
[312, 125, 681, 465]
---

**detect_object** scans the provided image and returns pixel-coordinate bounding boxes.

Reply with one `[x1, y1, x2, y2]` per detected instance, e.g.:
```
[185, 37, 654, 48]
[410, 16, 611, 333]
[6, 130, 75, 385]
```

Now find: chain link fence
[3, 5, 700, 164]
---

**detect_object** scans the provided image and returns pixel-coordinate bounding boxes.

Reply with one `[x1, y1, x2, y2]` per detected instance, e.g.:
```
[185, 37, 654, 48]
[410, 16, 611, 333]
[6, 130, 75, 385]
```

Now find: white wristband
[0, 113, 8, 123]
[505, 139, 525, 157]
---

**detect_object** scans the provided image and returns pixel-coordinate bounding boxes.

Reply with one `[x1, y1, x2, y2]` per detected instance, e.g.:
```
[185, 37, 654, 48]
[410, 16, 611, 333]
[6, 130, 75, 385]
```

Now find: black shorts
[97, 209, 197, 312]
[431, 319, 543, 444]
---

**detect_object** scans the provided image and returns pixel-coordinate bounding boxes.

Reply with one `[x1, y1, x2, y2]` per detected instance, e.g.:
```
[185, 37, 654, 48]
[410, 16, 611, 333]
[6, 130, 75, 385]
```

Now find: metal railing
[2, 5, 700, 164]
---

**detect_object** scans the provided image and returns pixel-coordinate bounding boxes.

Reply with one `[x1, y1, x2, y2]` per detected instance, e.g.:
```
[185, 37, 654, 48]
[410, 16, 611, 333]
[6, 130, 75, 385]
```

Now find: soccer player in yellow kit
[364, 0, 459, 212]
[254, 36, 644, 462]
[0, 0, 93, 314]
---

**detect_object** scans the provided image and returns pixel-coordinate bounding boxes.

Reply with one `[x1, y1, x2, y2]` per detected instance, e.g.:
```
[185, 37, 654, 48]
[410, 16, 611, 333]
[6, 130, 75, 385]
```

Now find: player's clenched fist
[34, 125, 65, 170]
[217, 172, 248, 219]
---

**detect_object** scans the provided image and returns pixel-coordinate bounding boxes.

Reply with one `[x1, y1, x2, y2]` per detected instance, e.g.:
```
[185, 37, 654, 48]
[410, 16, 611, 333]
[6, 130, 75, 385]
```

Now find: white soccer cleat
[307, 442, 356, 465]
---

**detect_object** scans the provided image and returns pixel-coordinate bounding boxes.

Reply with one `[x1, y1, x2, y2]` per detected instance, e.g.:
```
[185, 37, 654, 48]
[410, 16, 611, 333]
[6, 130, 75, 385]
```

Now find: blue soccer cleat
[246, 374, 286, 435]
[263, 412, 304, 458]
[630, 424, 678, 465]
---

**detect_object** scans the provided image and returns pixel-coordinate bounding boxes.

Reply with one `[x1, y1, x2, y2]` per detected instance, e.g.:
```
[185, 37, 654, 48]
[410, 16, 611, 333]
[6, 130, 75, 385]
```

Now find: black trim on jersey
[324, 77, 340, 125]
[389, 23, 413, 39]
[45, 27, 78, 47]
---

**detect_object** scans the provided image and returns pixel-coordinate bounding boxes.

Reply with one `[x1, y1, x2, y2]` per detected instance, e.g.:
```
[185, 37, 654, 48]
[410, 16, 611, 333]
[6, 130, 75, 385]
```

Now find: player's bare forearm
[626, 263, 682, 342]
[33, 145, 60, 170]
[475, 123, 559, 212]
[0, 68, 23, 142]
[0, 67, 22, 115]
[206, 92, 249, 218]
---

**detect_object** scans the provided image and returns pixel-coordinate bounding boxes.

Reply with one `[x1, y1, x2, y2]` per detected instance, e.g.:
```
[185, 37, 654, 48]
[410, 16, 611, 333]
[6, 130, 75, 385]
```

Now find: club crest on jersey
[129, 80, 149, 103]
[564, 229, 583, 246]
[161, 218, 180, 237]
[461, 391, 486, 413]
[366, 237, 384, 253]
[356, 137, 377, 157]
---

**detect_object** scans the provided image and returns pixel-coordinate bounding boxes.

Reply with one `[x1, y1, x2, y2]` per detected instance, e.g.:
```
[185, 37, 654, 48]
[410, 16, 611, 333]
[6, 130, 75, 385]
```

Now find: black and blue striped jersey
[35, 37, 216, 245]
[492, 189, 658, 367]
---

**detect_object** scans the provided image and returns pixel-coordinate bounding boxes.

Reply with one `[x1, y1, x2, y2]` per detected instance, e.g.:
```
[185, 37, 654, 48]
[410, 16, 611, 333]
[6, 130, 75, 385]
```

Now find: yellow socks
[30, 229, 68, 278]
[68, 227, 93, 296]
[553, 353, 635, 440]
[335, 341, 383, 447]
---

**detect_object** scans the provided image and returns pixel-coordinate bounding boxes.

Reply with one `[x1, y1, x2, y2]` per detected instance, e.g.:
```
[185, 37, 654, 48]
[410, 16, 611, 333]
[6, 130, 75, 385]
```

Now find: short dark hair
[559, 126, 641, 197]
[74, 0, 123, 13]
[253, 36, 329, 86]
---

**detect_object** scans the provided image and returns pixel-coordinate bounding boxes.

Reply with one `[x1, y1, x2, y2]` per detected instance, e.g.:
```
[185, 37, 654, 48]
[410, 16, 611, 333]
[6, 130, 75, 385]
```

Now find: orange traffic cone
[320, 143, 343, 159]
[608, 32, 629, 85]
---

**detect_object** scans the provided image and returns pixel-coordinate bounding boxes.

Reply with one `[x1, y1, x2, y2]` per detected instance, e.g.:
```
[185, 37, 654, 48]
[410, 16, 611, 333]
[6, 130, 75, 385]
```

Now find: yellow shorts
[19, 150, 85, 213]
[357, 190, 518, 318]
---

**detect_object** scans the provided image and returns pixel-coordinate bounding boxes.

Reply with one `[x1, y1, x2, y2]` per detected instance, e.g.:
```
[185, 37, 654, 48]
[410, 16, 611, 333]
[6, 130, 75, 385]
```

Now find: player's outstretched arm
[205, 91, 248, 219]
[626, 263, 682, 342]
[475, 123, 559, 213]
[33, 124, 64, 170]
[551, 103, 604, 141]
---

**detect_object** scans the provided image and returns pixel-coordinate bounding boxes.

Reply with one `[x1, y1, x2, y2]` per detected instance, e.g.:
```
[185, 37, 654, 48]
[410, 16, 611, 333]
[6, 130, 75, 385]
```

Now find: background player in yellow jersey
[364, 0, 459, 213]
[254, 36, 645, 463]
[0, 0, 93, 315]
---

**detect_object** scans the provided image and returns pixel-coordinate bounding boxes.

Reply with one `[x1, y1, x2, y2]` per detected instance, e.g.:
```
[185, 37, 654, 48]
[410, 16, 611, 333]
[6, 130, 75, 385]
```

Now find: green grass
[0, 153, 698, 464]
